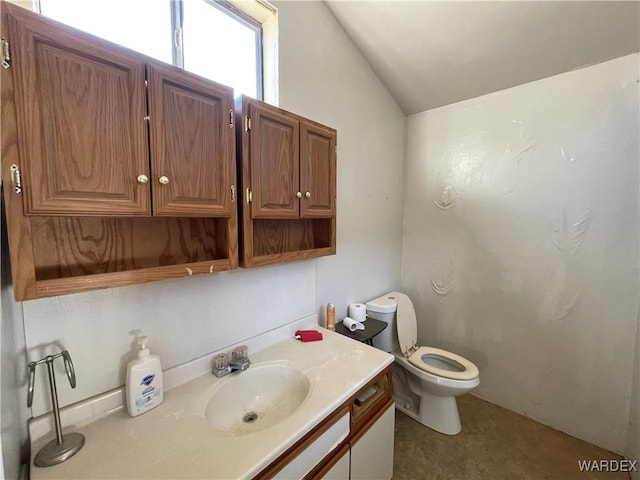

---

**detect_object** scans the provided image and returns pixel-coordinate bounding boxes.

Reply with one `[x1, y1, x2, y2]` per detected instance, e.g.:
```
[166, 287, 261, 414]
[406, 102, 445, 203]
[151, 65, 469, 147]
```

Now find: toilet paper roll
[343, 317, 365, 332]
[348, 303, 367, 322]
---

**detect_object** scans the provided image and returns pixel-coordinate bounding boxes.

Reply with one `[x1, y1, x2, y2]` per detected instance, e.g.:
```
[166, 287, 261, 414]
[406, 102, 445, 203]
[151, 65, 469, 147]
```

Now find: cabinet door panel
[350, 403, 395, 480]
[148, 64, 235, 217]
[316, 445, 349, 479]
[250, 103, 299, 219]
[8, 8, 150, 215]
[300, 122, 336, 218]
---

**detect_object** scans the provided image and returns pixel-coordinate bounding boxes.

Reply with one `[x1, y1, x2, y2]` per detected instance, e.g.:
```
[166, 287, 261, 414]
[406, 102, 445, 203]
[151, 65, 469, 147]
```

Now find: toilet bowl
[366, 291, 479, 435]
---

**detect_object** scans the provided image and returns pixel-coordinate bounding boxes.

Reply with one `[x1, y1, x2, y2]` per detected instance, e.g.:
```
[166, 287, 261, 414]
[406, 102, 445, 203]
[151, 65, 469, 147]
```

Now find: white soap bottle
[125, 335, 163, 417]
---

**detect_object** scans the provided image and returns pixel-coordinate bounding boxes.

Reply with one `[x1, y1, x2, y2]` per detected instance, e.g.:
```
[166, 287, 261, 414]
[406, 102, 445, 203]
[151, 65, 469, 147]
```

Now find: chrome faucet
[212, 345, 250, 378]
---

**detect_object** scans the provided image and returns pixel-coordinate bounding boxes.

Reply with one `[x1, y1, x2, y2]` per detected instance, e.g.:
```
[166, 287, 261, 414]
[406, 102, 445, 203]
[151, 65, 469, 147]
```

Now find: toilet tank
[366, 292, 401, 353]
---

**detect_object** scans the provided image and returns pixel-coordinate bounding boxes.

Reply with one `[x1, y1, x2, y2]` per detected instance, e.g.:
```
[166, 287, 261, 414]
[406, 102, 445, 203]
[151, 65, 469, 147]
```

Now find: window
[38, 0, 263, 99]
[181, 1, 261, 99]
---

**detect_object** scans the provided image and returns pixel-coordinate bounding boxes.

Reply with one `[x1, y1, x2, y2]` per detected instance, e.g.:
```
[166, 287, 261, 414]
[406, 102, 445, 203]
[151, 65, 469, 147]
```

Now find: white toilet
[366, 291, 480, 435]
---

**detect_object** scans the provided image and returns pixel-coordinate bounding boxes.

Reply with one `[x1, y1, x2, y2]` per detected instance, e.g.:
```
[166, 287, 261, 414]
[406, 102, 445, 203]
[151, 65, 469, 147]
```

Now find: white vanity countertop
[30, 329, 393, 480]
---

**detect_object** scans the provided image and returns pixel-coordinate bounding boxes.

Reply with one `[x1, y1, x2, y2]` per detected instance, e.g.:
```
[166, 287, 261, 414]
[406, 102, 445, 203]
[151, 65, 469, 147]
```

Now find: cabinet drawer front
[249, 103, 300, 219]
[349, 365, 393, 441]
[7, 7, 150, 216]
[148, 63, 235, 217]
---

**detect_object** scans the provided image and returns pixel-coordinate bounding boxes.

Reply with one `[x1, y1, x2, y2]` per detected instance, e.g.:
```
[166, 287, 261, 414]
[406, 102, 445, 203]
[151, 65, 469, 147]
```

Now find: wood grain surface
[250, 101, 300, 219]
[252, 218, 332, 256]
[1, 2, 38, 299]
[236, 96, 337, 269]
[7, 4, 150, 215]
[31, 216, 228, 280]
[300, 120, 336, 218]
[147, 61, 236, 217]
[34, 258, 232, 299]
[1, 4, 239, 300]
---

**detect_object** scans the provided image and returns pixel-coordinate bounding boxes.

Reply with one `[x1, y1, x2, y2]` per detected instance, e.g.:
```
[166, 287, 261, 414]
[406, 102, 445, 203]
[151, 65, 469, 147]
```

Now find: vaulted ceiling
[326, 1, 640, 114]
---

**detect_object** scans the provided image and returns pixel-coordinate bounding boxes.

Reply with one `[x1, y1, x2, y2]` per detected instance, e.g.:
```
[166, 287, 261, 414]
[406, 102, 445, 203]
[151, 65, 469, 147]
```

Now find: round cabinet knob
[158, 176, 170, 185]
[296, 192, 302, 198]
[136, 174, 149, 184]
[305, 191, 311, 198]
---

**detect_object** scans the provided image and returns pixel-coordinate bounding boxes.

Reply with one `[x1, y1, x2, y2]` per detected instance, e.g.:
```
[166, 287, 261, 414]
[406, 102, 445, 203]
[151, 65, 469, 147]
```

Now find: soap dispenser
[125, 335, 163, 417]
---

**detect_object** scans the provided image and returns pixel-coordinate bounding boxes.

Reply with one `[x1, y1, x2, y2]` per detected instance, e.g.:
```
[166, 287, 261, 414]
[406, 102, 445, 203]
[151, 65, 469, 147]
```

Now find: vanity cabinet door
[147, 62, 235, 217]
[274, 412, 349, 480]
[350, 402, 395, 480]
[7, 6, 150, 216]
[300, 121, 336, 218]
[315, 444, 349, 479]
[249, 102, 300, 219]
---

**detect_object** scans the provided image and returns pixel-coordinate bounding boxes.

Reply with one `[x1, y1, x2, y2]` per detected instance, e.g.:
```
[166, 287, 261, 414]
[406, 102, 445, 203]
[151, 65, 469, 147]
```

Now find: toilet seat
[407, 347, 479, 381]
[396, 293, 479, 381]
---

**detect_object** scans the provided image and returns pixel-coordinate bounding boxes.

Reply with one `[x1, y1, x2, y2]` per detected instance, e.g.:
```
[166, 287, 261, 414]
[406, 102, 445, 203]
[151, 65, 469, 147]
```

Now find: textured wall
[402, 54, 639, 453]
[19, 1, 405, 420]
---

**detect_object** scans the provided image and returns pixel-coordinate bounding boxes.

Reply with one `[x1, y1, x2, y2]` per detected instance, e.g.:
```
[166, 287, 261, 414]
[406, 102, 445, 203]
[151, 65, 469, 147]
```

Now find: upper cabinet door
[7, 7, 150, 216]
[249, 103, 300, 219]
[300, 121, 337, 218]
[147, 63, 235, 217]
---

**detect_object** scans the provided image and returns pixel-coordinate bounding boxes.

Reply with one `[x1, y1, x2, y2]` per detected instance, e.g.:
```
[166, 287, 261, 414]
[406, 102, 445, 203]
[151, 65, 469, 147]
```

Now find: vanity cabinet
[236, 96, 337, 268]
[255, 365, 394, 480]
[1, 2, 238, 300]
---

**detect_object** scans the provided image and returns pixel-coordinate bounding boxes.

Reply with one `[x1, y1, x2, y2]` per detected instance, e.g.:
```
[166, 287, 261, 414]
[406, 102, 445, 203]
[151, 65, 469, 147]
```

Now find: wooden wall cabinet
[1, 2, 238, 300]
[236, 96, 337, 268]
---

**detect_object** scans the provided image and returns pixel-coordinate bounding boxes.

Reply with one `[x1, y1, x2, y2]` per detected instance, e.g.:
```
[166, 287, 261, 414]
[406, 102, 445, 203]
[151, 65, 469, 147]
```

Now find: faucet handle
[213, 353, 229, 371]
[232, 345, 249, 362]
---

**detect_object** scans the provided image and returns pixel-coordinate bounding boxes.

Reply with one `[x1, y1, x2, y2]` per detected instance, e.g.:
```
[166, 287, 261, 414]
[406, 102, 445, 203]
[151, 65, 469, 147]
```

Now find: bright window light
[39, 0, 173, 64]
[37, 0, 263, 99]
[182, 1, 260, 98]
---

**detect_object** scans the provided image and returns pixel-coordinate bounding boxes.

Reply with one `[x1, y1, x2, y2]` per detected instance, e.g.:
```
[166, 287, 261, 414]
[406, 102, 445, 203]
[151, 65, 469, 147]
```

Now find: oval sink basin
[205, 364, 310, 436]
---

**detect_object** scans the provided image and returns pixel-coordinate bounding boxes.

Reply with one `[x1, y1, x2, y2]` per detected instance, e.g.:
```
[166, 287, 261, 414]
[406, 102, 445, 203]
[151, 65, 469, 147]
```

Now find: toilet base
[392, 360, 465, 435]
[397, 393, 462, 435]
[417, 391, 461, 435]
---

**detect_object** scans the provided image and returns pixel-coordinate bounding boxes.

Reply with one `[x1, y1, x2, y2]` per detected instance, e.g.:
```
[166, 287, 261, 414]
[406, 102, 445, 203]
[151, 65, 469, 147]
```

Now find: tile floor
[393, 394, 629, 480]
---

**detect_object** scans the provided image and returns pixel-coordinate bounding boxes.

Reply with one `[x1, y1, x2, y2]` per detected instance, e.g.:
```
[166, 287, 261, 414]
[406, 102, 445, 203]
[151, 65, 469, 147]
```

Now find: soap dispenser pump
[125, 335, 163, 417]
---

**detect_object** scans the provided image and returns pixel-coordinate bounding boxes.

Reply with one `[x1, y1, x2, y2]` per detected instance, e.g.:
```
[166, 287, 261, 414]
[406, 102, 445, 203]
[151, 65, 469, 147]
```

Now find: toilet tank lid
[365, 292, 402, 313]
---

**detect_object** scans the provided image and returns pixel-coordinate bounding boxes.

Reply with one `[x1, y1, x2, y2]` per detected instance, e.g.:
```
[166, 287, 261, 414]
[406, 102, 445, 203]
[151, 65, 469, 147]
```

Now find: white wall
[402, 54, 639, 453]
[23, 264, 314, 415]
[275, 1, 405, 320]
[627, 318, 640, 474]
[1, 215, 28, 480]
[19, 0, 405, 420]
